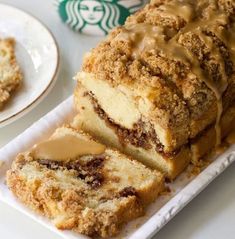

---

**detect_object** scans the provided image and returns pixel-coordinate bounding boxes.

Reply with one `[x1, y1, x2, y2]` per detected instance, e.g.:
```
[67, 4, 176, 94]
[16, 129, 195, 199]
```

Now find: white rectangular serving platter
[0, 96, 235, 239]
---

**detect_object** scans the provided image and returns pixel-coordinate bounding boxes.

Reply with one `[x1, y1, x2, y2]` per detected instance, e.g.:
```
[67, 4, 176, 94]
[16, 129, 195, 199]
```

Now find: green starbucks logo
[57, 0, 147, 35]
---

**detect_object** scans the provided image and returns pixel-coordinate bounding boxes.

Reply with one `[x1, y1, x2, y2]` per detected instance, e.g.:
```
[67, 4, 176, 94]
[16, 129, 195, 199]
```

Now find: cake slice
[7, 126, 164, 238]
[73, 0, 235, 179]
[0, 38, 23, 110]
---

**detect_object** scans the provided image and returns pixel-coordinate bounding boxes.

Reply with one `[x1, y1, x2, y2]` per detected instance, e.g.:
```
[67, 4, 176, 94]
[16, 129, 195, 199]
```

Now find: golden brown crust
[218, 0, 235, 15]
[0, 38, 23, 110]
[81, 0, 235, 140]
[7, 167, 143, 238]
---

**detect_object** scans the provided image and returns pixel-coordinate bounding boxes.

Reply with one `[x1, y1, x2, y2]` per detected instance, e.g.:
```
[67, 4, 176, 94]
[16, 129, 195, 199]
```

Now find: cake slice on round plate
[0, 38, 23, 110]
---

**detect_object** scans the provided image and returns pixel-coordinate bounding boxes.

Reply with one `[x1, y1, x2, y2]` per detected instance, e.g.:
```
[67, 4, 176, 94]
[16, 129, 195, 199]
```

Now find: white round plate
[0, 4, 59, 128]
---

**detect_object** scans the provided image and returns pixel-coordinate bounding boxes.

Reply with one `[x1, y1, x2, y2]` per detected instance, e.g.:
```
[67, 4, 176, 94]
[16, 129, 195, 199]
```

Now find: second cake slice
[7, 126, 164, 238]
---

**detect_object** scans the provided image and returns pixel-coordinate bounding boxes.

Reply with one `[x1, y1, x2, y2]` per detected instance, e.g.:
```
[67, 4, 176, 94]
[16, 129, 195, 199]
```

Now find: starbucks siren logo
[56, 0, 147, 35]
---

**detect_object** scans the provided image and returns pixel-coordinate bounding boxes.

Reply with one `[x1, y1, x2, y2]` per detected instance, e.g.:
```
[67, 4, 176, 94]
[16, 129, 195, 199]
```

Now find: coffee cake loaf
[73, 0, 235, 179]
[7, 126, 164, 238]
[0, 38, 23, 110]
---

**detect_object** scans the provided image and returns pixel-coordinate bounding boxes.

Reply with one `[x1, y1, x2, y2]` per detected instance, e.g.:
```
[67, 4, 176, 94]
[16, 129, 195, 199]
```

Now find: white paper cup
[56, 0, 149, 36]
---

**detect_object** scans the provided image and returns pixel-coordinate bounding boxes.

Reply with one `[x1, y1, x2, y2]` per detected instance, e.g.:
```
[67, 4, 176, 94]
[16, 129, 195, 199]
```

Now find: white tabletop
[0, 1, 234, 239]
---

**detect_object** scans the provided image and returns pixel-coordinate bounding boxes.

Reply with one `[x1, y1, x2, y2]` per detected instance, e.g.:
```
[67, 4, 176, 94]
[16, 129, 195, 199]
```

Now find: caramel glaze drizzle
[158, 0, 195, 22]
[115, 0, 235, 146]
[32, 134, 106, 161]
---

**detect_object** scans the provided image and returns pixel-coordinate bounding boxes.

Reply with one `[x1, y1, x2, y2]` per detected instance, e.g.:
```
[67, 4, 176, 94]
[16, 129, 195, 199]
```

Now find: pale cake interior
[73, 82, 191, 179]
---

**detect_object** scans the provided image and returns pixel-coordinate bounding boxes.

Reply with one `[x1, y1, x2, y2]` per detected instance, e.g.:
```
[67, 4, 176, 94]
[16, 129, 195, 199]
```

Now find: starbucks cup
[56, 0, 149, 36]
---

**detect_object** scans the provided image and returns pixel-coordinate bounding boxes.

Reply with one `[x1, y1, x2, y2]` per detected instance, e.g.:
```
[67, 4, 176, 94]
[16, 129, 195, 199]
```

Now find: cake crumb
[160, 186, 171, 196]
[188, 160, 210, 177]
[0, 161, 4, 168]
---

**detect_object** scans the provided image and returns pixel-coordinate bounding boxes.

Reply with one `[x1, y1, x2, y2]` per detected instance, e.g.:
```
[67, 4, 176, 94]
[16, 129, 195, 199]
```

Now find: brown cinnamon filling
[38, 156, 105, 188]
[86, 92, 180, 157]
[37, 157, 139, 198]
[118, 186, 138, 198]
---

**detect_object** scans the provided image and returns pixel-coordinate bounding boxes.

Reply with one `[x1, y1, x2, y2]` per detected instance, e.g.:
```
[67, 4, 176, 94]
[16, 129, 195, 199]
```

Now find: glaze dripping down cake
[73, 0, 235, 179]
